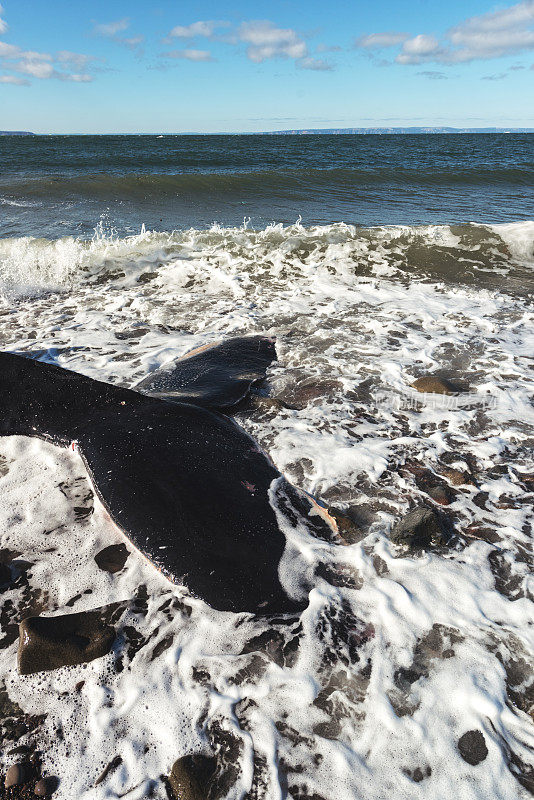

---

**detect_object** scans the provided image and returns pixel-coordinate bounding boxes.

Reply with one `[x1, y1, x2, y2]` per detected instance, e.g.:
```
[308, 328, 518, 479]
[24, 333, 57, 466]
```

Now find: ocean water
[0, 135, 533, 800]
[1, 133, 534, 237]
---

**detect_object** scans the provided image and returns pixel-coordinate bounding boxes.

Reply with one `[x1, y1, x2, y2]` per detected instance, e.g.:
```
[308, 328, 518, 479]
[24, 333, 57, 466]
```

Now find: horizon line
[2, 126, 534, 136]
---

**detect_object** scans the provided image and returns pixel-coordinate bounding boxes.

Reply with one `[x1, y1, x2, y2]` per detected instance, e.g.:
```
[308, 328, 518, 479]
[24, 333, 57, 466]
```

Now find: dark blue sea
[1, 133, 533, 238]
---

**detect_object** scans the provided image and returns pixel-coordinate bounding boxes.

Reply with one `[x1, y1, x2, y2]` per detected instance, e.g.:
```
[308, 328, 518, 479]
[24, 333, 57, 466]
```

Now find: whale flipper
[134, 335, 276, 411]
[0, 348, 319, 613]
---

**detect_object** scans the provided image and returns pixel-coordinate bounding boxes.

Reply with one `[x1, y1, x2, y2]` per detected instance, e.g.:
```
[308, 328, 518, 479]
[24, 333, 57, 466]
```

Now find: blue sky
[0, 0, 533, 133]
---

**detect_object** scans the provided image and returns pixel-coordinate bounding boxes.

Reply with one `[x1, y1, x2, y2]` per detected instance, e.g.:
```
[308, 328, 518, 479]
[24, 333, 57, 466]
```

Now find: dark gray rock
[18, 605, 120, 675]
[458, 730, 488, 765]
[391, 506, 450, 550]
[94, 544, 130, 574]
[167, 757, 204, 800]
[34, 776, 59, 796]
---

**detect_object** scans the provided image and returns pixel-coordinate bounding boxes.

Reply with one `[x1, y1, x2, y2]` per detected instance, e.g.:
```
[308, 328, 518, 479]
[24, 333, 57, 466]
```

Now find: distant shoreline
[1, 127, 534, 136]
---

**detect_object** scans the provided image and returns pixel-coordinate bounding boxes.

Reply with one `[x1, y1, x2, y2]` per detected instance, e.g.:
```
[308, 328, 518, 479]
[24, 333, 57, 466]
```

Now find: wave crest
[1, 219, 533, 301]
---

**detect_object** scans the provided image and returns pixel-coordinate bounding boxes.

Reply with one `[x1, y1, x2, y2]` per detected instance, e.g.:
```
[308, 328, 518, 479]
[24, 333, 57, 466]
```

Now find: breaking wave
[1, 219, 533, 301]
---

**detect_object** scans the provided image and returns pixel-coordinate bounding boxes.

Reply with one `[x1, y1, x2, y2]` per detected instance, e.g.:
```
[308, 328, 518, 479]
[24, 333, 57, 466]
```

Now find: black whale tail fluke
[134, 335, 277, 411]
[0, 351, 146, 443]
[0, 339, 323, 614]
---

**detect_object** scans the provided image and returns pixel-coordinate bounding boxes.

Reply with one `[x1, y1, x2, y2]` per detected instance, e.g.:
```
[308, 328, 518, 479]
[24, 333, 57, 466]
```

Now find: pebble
[458, 729, 488, 765]
[94, 543, 130, 574]
[5, 762, 30, 788]
[18, 605, 118, 675]
[168, 757, 204, 800]
[440, 467, 472, 486]
[34, 777, 58, 796]
[411, 376, 462, 395]
[428, 485, 455, 506]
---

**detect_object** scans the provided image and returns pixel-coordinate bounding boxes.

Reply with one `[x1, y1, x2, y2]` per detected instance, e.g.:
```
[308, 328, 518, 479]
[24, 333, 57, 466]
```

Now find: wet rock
[372, 555, 389, 576]
[0, 683, 45, 743]
[457, 730, 488, 766]
[115, 328, 148, 340]
[517, 471, 534, 493]
[34, 776, 59, 796]
[473, 491, 489, 509]
[95, 756, 122, 786]
[94, 543, 130, 574]
[440, 467, 472, 486]
[137, 271, 157, 284]
[463, 523, 501, 544]
[0, 454, 9, 478]
[391, 506, 450, 550]
[281, 378, 342, 409]
[327, 507, 367, 544]
[411, 376, 463, 395]
[488, 551, 525, 600]
[167, 757, 204, 800]
[315, 562, 363, 590]
[206, 720, 243, 798]
[5, 762, 31, 788]
[151, 634, 174, 661]
[494, 494, 522, 510]
[403, 766, 432, 783]
[18, 605, 120, 675]
[400, 462, 457, 503]
[427, 485, 455, 505]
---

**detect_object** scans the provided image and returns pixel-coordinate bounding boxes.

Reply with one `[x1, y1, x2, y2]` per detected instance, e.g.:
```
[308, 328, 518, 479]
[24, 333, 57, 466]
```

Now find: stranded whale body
[0, 338, 335, 614]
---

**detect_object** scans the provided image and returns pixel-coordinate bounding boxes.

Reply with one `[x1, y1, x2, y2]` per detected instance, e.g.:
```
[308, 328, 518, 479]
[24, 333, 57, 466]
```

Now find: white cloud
[122, 36, 144, 50]
[358, 0, 534, 66]
[14, 58, 93, 81]
[16, 59, 55, 78]
[0, 40, 93, 83]
[57, 50, 93, 69]
[64, 73, 93, 82]
[402, 34, 441, 56]
[238, 20, 307, 62]
[0, 7, 94, 84]
[93, 18, 144, 51]
[316, 43, 342, 53]
[418, 70, 449, 79]
[163, 48, 214, 62]
[0, 40, 20, 58]
[0, 3, 7, 35]
[162, 18, 337, 70]
[0, 74, 28, 85]
[355, 32, 408, 48]
[455, 1, 534, 34]
[93, 19, 130, 37]
[396, 34, 443, 64]
[299, 56, 333, 71]
[168, 21, 226, 39]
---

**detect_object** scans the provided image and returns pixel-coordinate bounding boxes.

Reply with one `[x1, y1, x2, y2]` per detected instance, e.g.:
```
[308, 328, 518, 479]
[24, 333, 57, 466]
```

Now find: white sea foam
[0, 219, 533, 799]
[1, 218, 533, 301]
